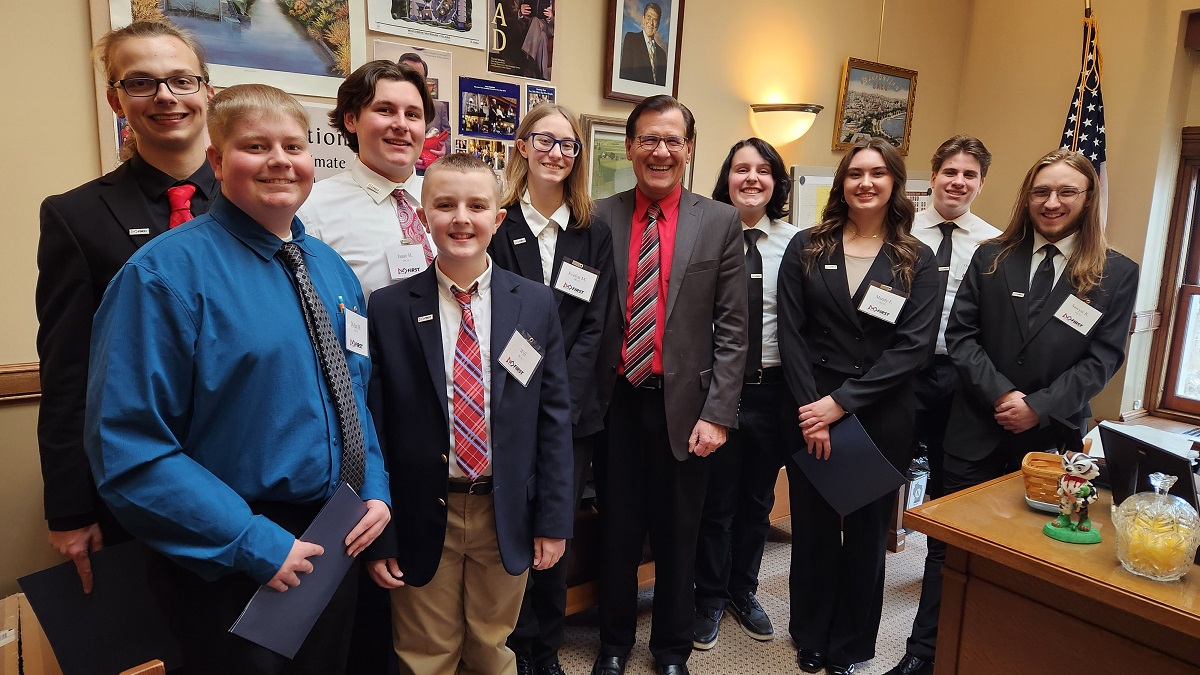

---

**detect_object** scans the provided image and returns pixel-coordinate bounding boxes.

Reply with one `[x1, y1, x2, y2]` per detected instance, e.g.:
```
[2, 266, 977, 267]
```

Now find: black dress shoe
[826, 663, 856, 675]
[536, 660, 569, 675]
[590, 655, 627, 675]
[515, 651, 534, 675]
[656, 665, 689, 675]
[796, 648, 825, 673]
[884, 653, 934, 675]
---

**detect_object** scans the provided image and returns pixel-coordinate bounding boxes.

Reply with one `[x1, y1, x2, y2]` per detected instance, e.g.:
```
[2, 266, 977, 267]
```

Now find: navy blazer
[777, 229, 940, 469]
[365, 264, 574, 586]
[944, 236, 1138, 460]
[487, 206, 613, 437]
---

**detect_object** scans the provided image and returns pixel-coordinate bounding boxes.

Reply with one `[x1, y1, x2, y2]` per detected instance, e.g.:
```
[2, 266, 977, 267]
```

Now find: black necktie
[744, 228, 764, 379]
[277, 242, 366, 490]
[1027, 244, 1060, 327]
[935, 220, 956, 300]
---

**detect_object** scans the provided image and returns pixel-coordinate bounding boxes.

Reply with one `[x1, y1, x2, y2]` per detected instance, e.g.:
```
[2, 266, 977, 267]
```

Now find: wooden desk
[905, 473, 1200, 675]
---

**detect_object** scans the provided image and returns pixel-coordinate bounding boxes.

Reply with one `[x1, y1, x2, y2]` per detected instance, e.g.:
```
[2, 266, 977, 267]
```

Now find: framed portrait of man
[603, 0, 685, 103]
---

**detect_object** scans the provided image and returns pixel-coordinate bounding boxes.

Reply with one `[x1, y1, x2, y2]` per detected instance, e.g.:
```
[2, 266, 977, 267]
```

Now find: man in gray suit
[590, 95, 747, 675]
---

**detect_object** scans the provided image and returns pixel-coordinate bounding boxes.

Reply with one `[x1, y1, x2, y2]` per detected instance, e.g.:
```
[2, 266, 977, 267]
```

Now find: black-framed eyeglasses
[109, 74, 207, 97]
[1029, 186, 1089, 204]
[525, 132, 582, 158]
[634, 134, 688, 152]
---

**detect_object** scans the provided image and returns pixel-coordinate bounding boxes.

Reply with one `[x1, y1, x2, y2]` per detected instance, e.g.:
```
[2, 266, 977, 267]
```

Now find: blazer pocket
[699, 368, 712, 389]
[685, 259, 718, 274]
[526, 475, 537, 501]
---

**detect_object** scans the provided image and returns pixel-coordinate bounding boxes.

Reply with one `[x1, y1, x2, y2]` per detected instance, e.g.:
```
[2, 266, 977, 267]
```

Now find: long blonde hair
[501, 103, 594, 228]
[802, 138, 921, 290]
[987, 149, 1109, 297]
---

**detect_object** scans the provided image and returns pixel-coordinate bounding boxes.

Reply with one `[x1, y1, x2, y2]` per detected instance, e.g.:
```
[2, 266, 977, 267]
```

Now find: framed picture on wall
[831, 58, 918, 156]
[582, 114, 695, 200]
[603, 0, 685, 103]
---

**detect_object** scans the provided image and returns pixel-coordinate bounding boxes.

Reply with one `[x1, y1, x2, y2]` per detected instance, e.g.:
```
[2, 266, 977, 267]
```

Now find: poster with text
[367, 0, 487, 50]
[525, 84, 556, 114]
[373, 40, 454, 173]
[487, 0, 554, 81]
[459, 77, 520, 140]
[302, 102, 357, 181]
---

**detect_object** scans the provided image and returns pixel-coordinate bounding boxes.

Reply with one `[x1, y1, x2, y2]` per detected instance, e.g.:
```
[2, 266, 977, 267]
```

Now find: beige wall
[0, 0, 1192, 592]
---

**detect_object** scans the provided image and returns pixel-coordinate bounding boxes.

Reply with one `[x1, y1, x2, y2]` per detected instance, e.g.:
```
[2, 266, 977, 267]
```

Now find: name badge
[417, 314, 434, 323]
[553, 258, 600, 302]
[344, 308, 369, 357]
[938, 266, 951, 273]
[128, 228, 150, 236]
[1011, 291, 1025, 298]
[1053, 295, 1103, 335]
[498, 327, 544, 387]
[824, 264, 838, 270]
[857, 281, 908, 324]
[513, 237, 527, 245]
[386, 244, 428, 280]
[750, 273, 764, 279]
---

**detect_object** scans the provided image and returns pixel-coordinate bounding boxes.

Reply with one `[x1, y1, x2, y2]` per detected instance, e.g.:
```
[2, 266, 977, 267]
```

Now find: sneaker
[692, 606, 722, 650]
[728, 592, 774, 640]
[536, 660, 569, 675]
[515, 651, 534, 675]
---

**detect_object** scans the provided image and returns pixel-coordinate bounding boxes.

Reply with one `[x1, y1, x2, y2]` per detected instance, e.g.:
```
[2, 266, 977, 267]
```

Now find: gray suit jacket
[595, 187, 748, 460]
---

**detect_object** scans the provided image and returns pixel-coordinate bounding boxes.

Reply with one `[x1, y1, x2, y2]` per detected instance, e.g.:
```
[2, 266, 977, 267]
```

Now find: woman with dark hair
[693, 137, 799, 649]
[488, 102, 613, 675]
[778, 137, 940, 675]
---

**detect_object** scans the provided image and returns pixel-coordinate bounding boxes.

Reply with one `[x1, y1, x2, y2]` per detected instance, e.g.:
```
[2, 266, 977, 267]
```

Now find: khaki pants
[390, 492, 529, 675]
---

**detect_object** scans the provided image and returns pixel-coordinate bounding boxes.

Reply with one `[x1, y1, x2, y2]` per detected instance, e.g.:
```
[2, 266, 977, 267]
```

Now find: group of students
[34, 18, 1139, 675]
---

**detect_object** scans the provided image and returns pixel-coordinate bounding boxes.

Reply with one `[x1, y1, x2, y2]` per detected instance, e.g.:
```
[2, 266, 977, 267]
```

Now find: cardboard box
[0, 595, 62, 675]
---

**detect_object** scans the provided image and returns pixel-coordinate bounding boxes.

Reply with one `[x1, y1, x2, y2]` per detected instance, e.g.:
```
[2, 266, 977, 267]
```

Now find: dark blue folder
[791, 414, 908, 516]
[229, 482, 368, 659]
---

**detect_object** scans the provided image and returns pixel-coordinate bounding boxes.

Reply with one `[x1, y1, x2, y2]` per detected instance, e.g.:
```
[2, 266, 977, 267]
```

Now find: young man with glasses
[36, 21, 215, 596]
[892, 149, 1137, 675]
[591, 95, 746, 675]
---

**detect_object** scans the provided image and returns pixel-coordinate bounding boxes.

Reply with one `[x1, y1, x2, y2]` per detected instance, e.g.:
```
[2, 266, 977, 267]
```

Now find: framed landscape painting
[831, 58, 917, 155]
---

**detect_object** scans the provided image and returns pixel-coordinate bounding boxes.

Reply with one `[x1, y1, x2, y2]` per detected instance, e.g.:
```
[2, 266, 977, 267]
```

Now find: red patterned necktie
[394, 188, 434, 265]
[452, 284, 488, 478]
[625, 202, 661, 386]
[167, 184, 197, 229]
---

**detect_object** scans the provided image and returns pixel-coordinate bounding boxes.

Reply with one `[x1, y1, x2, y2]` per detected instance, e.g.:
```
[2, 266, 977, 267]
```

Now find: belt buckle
[468, 478, 491, 495]
[747, 369, 764, 385]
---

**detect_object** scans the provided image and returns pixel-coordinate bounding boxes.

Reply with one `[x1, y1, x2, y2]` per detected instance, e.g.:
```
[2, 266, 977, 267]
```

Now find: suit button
[438, 498, 447, 507]
[1017, 357, 1025, 365]
[441, 454, 448, 464]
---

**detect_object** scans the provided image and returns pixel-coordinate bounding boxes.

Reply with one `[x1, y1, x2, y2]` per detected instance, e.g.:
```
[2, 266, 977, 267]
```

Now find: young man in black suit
[36, 21, 215, 594]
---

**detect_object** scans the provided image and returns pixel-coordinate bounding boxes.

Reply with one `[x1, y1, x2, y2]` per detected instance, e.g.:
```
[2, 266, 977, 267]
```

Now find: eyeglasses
[634, 134, 688, 152]
[1029, 186, 1088, 204]
[525, 132, 582, 158]
[109, 74, 207, 97]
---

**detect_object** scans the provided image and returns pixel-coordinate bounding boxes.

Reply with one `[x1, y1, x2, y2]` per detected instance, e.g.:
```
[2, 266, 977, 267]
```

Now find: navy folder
[791, 414, 908, 516]
[229, 482, 368, 659]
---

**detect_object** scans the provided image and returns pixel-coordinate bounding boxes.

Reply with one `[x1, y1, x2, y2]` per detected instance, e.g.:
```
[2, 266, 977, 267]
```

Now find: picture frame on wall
[831, 57, 918, 156]
[603, 0, 685, 104]
[581, 114, 695, 200]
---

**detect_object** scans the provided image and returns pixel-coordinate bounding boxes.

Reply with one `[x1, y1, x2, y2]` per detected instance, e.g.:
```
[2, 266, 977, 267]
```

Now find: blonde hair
[421, 153, 501, 206]
[207, 84, 308, 150]
[501, 103, 594, 227]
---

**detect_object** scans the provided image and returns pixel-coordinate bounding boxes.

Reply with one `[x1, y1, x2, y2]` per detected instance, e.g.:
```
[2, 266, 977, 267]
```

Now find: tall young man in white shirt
[298, 60, 436, 301]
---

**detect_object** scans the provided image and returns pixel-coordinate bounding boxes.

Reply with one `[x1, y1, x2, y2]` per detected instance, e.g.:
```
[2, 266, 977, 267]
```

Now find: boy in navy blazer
[366, 153, 574, 674]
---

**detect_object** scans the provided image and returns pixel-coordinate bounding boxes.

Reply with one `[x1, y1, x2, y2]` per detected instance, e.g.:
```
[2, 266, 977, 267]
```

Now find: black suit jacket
[488, 207, 614, 437]
[777, 229, 940, 468]
[35, 158, 217, 530]
[944, 236, 1139, 460]
[619, 30, 668, 85]
[365, 265, 574, 586]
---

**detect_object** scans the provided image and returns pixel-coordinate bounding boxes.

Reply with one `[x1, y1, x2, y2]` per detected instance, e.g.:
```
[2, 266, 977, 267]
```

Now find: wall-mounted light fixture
[750, 103, 824, 147]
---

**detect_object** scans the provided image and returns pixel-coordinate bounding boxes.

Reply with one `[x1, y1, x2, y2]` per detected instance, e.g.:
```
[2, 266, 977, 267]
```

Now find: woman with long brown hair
[778, 137, 940, 675]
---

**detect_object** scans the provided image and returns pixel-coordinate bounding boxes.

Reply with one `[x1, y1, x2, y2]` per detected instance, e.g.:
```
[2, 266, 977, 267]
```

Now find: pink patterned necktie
[393, 188, 434, 264]
[625, 202, 661, 386]
[452, 284, 488, 478]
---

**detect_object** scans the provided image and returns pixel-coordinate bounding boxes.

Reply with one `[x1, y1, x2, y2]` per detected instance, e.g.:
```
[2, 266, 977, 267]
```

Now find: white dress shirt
[1030, 229, 1077, 287]
[912, 208, 1001, 354]
[297, 157, 426, 302]
[519, 191, 571, 285]
[745, 215, 801, 368]
[435, 258, 494, 478]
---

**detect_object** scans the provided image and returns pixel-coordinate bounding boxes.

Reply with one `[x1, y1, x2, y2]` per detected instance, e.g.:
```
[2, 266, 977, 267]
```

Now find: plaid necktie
[451, 284, 488, 478]
[277, 242, 366, 490]
[167, 184, 196, 229]
[625, 202, 661, 386]
[393, 188, 434, 265]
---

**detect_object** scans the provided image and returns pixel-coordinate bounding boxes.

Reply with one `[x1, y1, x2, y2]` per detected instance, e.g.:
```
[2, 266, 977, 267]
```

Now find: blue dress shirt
[84, 195, 389, 583]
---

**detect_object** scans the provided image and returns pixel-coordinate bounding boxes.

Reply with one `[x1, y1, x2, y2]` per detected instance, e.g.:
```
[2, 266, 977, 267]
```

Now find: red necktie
[452, 284, 488, 478]
[167, 184, 197, 229]
[625, 202, 661, 386]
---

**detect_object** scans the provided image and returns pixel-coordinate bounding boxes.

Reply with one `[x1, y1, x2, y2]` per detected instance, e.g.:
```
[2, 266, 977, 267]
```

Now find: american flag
[1059, 11, 1107, 224]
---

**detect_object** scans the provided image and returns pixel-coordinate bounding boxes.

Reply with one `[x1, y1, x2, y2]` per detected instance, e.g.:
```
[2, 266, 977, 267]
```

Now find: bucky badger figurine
[1043, 451, 1102, 543]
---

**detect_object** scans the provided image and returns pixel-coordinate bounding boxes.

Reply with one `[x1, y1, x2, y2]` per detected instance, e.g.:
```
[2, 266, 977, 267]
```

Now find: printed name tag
[128, 228, 150, 236]
[513, 237, 527, 245]
[1054, 295, 1103, 335]
[344, 308, 369, 357]
[824, 264, 838, 270]
[1011, 291, 1025, 298]
[386, 244, 428, 280]
[750, 273, 764, 279]
[498, 327, 544, 387]
[553, 258, 600, 302]
[857, 281, 908, 324]
[418, 314, 434, 323]
[938, 266, 951, 273]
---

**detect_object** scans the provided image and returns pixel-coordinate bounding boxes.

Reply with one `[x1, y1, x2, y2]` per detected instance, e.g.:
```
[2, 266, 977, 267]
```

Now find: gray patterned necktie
[277, 242, 366, 490]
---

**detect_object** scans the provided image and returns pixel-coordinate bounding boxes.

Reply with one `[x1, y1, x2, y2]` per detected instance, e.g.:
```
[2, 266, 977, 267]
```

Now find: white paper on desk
[1098, 420, 1199, 460]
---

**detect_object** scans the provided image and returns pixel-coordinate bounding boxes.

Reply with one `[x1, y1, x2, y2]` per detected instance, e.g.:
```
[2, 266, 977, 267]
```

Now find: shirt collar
[1031, 228, 1079, 260]
[634, 184, 682, 221]
[129, 153, 218, 201]
[921, 207, 975, 231]
[350, 156, 419, 205]
[742, 213, 771, 234]
[207, 194, 312, 261]
[519, 189, 570, 237]
[435, 254, 494, 297]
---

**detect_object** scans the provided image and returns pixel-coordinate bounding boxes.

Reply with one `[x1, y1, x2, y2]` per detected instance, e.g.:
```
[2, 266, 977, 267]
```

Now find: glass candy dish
[1112, 472, 1200, 582]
